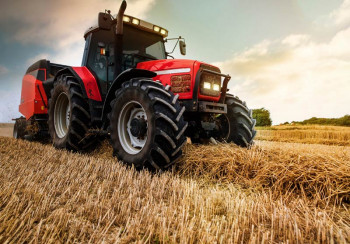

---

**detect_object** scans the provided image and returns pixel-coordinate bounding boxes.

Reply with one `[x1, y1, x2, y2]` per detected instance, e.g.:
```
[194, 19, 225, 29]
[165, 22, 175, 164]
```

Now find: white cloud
[214, 27, 350, 124]
[330, 0, 350, 26]
[0, 66, 8, 76]
[281, 35, 310, 47]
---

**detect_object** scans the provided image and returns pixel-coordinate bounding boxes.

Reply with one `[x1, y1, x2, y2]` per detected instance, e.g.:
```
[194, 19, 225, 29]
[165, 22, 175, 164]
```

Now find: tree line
[289, 115, 350, 127]
[252, 108, 350, 127]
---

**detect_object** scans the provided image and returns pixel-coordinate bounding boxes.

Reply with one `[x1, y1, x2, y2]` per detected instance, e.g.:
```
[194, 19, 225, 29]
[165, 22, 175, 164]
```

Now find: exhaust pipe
[116, 0, 127, 35]
[115, 0, 127, 77]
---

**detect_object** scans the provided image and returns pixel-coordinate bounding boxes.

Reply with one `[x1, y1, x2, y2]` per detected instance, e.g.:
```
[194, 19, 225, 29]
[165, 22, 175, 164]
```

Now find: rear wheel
[48, 75, 95, 151]
[109, 78, 187, 170]
[13, 117, 26, 139]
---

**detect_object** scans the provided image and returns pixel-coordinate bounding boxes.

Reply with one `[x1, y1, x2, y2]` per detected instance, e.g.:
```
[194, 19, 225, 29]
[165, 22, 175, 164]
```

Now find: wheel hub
[118, 101, 148, 155]
[130, 118, 147, 138]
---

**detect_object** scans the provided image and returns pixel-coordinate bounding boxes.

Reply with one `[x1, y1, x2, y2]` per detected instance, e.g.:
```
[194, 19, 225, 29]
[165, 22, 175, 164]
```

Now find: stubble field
[0, 124, 349, 243]
[256, 125, 350, 146]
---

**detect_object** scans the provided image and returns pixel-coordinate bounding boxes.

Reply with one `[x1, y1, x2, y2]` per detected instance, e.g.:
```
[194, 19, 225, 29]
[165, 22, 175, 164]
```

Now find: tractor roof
[84, 14, 168, 39]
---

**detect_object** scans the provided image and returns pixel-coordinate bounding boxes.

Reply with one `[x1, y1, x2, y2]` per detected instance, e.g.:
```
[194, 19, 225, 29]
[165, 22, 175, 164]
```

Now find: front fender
[102, 68, 157, 128]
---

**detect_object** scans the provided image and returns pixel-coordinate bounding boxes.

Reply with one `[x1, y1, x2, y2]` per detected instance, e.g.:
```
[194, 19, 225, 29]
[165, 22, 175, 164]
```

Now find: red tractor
[14, 1, 256, 170]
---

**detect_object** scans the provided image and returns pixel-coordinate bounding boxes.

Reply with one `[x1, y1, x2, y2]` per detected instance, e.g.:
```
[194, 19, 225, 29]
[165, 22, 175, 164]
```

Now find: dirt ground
[0, 123, 14, 138]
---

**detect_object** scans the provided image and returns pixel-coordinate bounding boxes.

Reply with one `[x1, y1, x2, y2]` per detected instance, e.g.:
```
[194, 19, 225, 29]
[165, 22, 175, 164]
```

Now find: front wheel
[109, 79, 187, 170]
[217, 95, 256, 147]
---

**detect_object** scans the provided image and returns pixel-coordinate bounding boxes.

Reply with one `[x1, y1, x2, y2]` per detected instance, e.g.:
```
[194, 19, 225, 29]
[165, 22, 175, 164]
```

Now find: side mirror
[179, 40, 186, 55]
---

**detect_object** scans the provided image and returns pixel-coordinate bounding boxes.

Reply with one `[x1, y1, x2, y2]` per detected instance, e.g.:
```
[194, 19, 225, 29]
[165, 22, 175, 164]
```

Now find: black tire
[13, 117, 26, 139]
[218, 95, 256, 147]
[109, 78, 187, 170]
[48, 75, 95, 151]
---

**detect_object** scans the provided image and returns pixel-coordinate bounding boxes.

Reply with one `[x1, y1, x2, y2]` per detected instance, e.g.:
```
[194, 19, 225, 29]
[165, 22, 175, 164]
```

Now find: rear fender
[53, 68, 85, 97]
[53, 67, 102, 102]
[102, 68, 156, 128]
[53, 67, 103, 126]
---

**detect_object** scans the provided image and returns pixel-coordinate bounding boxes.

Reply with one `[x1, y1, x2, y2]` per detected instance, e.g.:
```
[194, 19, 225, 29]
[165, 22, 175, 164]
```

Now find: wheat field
[256, 125, 350, 146]
[0, 125, 350, 243]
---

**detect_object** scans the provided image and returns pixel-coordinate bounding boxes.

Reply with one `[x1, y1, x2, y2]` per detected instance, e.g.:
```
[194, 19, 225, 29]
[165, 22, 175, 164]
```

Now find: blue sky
[0, 0, 349, 124]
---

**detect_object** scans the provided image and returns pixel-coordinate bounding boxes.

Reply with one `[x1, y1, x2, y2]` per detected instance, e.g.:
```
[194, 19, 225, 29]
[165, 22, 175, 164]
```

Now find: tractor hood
[137, 59, 222, 101]
[136, 59, 198, 73]
[136, 59, 221, 77]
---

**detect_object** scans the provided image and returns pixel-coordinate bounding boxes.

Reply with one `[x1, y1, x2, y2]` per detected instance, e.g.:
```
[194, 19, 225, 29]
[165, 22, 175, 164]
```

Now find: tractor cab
[82, 14, 169, 95]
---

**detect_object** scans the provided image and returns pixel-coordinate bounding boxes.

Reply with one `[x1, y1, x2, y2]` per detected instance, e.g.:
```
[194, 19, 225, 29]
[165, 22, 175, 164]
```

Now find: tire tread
[109, 78, 187, 170]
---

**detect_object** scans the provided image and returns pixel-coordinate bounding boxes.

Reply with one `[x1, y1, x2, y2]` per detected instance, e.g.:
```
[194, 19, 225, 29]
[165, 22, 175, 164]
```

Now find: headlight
[203, 82, 211, 89]
[199, 65, 222, 97]
[213, 84, 220, 91]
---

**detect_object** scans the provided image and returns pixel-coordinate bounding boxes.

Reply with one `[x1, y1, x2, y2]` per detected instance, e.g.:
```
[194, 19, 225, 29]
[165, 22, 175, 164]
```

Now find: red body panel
[137, 59, 195, 100]
[19, 59, 223, 120]
[137, 59, 221, 102]
[19, 69, 48, 120]
[72, 67, 102, 102]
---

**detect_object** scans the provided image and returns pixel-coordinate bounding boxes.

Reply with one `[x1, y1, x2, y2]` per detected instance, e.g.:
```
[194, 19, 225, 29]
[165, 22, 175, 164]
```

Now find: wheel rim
[54, 92, 70, 139]
[118, 101, 148, 155]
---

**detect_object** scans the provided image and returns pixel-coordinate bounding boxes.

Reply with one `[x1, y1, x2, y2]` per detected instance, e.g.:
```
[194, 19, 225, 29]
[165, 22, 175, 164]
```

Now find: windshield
[122, 25, 166, 70]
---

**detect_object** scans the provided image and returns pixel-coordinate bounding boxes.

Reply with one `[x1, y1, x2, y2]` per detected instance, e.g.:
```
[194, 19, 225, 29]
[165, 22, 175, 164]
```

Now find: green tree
[252, 108, 272, 126]
[339, 115, 350, 126]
